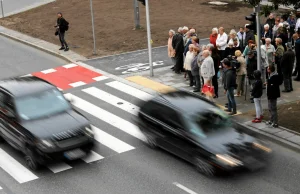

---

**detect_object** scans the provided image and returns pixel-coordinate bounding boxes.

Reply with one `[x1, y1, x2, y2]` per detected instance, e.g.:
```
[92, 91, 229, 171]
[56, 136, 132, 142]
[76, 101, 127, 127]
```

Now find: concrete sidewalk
[1, 25, 300, 152]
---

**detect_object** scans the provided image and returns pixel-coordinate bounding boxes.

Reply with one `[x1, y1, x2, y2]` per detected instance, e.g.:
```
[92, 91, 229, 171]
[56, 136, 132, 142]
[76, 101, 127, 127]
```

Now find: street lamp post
[89, 0, 97, 55]
[1, 0, 4, 18]
[145, 0, 153, 77]
[255, 5, 262, 71]
[133, 0, 140, 29]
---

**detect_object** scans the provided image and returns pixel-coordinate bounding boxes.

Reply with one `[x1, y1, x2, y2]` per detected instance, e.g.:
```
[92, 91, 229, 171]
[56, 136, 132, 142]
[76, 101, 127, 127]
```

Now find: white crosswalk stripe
[106, 81, 153, 101]
[0, 79, 154, 184]
[0, 186, 2, 190]
[83, 87, 140, 116]
[65, 93, 146, 142]
[0, 148, 38, 183]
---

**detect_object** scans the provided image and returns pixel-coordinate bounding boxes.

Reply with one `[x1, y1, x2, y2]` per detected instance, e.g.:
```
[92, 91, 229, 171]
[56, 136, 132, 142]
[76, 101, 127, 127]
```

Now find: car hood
[197, 127, 256, 155]
[22, 110, 90, 139]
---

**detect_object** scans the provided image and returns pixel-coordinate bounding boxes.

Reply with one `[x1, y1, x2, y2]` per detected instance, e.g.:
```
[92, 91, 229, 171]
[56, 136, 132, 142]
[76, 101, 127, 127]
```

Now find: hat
[221, 58, 230, 66]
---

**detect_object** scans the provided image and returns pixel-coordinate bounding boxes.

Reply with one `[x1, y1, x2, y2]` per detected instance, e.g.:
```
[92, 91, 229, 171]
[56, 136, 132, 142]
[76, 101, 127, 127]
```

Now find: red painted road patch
[28, 64, 108, 90]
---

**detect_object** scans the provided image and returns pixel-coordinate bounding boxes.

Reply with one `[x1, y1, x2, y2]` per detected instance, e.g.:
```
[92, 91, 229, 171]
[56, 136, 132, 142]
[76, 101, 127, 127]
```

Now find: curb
[1, 29, 300, 153]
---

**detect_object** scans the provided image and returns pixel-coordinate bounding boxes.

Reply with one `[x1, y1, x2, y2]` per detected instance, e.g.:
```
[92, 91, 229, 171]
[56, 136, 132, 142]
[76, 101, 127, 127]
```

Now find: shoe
[282, 90, 291, 93]
[291, 88, 293, 91]
[252, 118, 261, 123]
[213, 95, 218, 99]
[272, 123, 278, 128]
[266, 121, 273, 125]
[64, 47, 69, 51]
[250, 100, 254, 103]
[59, 47, 65, 50]
[193, 90, 200, 92]
[292, 72, 297, 76]
[170, 67, 174, 70]
[294, 78, 300, 81]
[224, 109, 231, 112]
[234, 94, 241, 97]
[260, 115, 264, 120]
[175, 71, 181, 74]
[228, 111, 237, 115]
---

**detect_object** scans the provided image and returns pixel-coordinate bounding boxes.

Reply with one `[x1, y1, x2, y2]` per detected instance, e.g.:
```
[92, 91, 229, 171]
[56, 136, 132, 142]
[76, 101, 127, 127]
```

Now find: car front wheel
[25, 148, 40, 170]
[194, 157, 216, 176]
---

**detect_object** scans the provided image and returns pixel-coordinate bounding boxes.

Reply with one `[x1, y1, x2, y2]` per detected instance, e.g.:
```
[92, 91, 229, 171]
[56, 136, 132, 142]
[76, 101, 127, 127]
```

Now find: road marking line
[173, 182, 198, 194]
[216, 104, 242, 115]
[63, 63, 78, 68]
[69, 81, 86, 87]
[83, 87, 140, 116]
[0, 148, 38, 183]
[41, 68, 56, 74]
[20, 74, 32, 77]
[65, 93, 146, 142]
[92, 125, 135, 153]
[81, 151, 104, 163]
[126, 76, 176, 93]
[106, 81, 153, 101]
[93, 76, 109, 81]
[0, 186, 2, 190]
[57, 87, 63, 91]
[47, 162, 72, 173]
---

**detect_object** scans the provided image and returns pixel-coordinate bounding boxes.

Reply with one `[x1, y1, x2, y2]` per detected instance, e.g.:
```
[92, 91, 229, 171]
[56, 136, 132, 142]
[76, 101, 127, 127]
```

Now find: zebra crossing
[0, 79, 155, 185]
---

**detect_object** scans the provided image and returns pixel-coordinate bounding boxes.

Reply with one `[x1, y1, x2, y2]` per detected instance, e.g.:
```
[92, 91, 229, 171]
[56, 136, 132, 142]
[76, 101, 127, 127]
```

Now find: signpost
[89, 0, 96, 55]
[1, 0, 4, 18]
[145, 0, 153, 77]
[133, 0, 140, 29]
[255, 5, 262, 71]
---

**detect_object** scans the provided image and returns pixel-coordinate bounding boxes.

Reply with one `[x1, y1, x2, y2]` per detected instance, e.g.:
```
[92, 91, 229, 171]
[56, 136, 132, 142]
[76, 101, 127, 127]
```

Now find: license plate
[64, 148, 86, 160]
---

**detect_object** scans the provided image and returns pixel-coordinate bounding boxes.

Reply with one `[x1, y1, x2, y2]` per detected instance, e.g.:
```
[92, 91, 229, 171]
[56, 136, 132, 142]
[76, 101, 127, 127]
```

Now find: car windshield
[15, 89, 71, 120]
[184, 108, 232, 138]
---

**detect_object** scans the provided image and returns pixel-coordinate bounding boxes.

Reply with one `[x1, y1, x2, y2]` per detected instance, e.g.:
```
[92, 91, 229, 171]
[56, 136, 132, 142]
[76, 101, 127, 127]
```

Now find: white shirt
[216, 33, 228, 50]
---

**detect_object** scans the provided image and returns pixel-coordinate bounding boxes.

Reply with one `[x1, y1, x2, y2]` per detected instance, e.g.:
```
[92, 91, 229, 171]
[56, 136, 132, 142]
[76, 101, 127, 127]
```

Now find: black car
[0, 76, 94, 170]
[135, 91, 272, 176]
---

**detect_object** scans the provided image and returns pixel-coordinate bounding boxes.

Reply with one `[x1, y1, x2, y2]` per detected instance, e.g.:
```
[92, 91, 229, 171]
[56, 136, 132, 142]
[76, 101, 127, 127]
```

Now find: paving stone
[171, 83, 189, 88]
[163, 81, 176, 86]
[273, 130, 295, 138]
[160, 77, 175, 82]
[260, 127, 282, 134]
[286, 136, 300, 144]
[245, 122, 268, 130]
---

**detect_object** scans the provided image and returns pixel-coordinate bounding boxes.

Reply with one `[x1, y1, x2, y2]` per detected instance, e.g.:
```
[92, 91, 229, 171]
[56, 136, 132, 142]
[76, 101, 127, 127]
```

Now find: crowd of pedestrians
[167, 13, 300, 127]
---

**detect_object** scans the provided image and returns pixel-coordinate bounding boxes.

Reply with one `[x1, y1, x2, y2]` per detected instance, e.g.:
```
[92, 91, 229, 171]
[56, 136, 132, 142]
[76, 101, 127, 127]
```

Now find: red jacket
[210, 34, 217, 47]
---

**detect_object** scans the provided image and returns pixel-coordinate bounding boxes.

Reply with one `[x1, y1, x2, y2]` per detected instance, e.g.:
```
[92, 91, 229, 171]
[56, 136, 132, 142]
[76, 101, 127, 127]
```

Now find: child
[266, 65, 282, 128]
[184, 44, 195, 86]
[251, 70, 263, 123]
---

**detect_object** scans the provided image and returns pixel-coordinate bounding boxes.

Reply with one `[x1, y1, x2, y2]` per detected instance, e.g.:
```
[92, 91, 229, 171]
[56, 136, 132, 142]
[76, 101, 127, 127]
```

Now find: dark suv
[0, 76, 94, 170]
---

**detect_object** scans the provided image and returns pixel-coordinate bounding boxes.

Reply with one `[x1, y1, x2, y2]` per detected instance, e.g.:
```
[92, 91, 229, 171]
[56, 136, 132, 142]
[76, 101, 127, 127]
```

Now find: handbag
[202, 84, 215, 97]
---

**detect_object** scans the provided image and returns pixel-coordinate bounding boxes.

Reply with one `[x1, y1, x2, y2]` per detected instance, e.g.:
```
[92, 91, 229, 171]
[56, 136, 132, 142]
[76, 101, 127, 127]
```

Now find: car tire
[194, 157, 216, 176]
[24, 148, 40, 171]
[144, 132, 157, 149]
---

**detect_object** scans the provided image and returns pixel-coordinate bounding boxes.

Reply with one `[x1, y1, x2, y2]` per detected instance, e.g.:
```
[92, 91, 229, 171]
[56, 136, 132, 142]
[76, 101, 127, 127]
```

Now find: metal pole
[133, 0, 140, 29]
[1, 0, 4, 18]
[145, 0, 153, 77]
[89, 0, 96, 55]
[255, 5, 262, 71]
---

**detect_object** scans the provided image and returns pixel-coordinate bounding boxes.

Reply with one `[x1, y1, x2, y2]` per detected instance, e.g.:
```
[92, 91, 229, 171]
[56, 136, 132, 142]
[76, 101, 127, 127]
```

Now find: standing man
[55, 12, 69, 51]
[266, 65, 282, 128]
[172, 27, 185, 74]
[266, 13, 275, 30]
[222, 58, 237, 115]
[245, 24, 255, 46]
[216, 27, 228, 60]
[237, 27, 246, 52]
[281, 43, 295, 92]
[294, 30, 300, 81]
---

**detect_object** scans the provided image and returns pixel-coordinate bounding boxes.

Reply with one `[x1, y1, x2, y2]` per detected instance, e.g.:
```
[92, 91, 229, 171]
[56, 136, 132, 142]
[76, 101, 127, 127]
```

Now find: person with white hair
[171, 27, 185, 73]
[272, 16, 281, 42]
[210, 28, 218, 47]
[228, 29, 240, 48]
[261, 38, 275, 82]
[168, 29, 176, 65]
[201, 50, 215, 100]
[216, 27, 228, 59]
[261, 24, 272, 45]
[184, 44, 196, 86]
[182, 26, 189, 44]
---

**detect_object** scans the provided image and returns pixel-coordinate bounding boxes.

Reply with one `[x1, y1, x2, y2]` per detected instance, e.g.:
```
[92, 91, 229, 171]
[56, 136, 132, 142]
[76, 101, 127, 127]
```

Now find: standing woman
[261, 38, 275, 82]
[191, 47, 201, 92]
[168, 29, 176, 66]
[235, 50, 246, 97]
[55, 12, 69, 51]
[184, 44, 195, 86]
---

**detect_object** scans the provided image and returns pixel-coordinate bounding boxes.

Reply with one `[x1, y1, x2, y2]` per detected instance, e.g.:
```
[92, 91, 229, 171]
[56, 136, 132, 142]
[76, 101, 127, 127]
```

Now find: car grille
[52, 128, 84, 141]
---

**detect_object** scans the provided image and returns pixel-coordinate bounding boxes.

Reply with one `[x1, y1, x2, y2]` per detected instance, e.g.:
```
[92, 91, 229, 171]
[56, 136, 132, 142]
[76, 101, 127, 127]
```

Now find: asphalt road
[85, 39, 210, 76]
[0, 0, 54, 17]
[1, 37, 300, 194]
[0, 35, 66, 79]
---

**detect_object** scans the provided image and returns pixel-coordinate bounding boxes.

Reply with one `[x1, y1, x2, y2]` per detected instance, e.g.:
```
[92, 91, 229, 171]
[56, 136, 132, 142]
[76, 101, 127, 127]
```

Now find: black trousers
[174, 52, 184, 72]
[283, 72, 293, 91]
[193, 75, 201, 91]
[212, 75, 218, 97]
[295, 62, 300, 79]
[59, 32, 68, 48]
[187, 71, 194, 86]
[219, 50, 226, 60]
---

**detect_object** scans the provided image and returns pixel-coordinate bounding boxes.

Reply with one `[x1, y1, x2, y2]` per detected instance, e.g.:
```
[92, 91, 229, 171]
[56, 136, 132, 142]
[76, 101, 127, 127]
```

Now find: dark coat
[211, 53, 220, 75]
[267, 73, 281, 99]
[295, 38, 300, 66]
[172, 33, 184, 54]
[261, 30, 272, 45]
[223, 68, 236, 90]
[57, 17, 69, 33]
[247, 56, 257, 80]
[251, 79, 263, 98]
[225, 47, 236, 58]
[245, 30, 255, 45]
[191, 56, 199, 76]
[266, 18, 275, 29]
[280, 49, 295, 75]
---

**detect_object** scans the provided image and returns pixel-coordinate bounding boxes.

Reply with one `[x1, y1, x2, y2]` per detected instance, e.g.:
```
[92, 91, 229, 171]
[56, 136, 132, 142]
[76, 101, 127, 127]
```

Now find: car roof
[0, 76, 56, 97]
[152, 90, 218, 115]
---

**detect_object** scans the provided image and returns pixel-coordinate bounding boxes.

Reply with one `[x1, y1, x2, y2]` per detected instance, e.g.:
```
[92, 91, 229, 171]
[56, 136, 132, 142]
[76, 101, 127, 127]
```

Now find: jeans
[226, 87, 236, 112]
[254, 98, 262, 119]
[194, 75, 201, 91]
[268, 99, 278, 124]
[58, 31, 68, 48]
[236, 74, 245, 95]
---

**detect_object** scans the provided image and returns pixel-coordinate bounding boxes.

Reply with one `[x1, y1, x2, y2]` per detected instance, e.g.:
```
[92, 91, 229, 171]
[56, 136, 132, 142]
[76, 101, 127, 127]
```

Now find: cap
[221, 58, 230, 66]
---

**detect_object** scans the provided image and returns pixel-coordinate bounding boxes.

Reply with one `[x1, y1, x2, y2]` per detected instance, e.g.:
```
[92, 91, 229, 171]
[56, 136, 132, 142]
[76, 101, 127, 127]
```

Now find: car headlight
[215, 154, 243, 166]
[85, 126, 94, 138]
[37, 139, 54, 149]
[253, 142, 272, 153]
